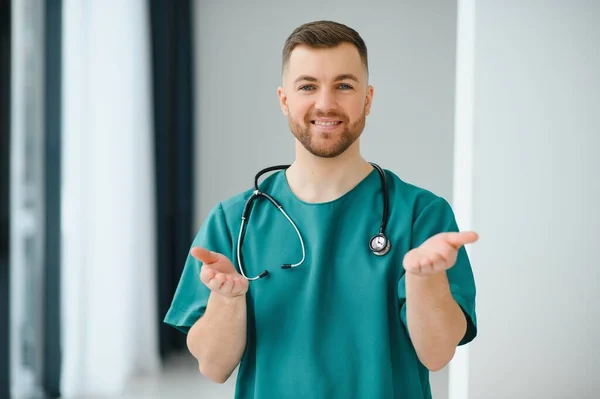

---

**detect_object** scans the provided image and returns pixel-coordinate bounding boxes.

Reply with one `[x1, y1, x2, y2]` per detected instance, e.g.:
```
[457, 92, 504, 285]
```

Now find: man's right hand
[191, 247, 249, 297]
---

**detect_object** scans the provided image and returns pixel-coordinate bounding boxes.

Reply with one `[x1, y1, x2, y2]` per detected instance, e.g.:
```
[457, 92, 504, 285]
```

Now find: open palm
[192, 247, 249, 297]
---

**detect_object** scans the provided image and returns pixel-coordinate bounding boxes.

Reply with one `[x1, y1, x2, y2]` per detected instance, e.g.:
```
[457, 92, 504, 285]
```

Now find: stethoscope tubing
[237, 162, 390, 281]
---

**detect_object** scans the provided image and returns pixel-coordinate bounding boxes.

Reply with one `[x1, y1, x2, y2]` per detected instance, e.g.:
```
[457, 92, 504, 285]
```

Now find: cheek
[345, 99, 367, 118]
[287, 99, 311, 118]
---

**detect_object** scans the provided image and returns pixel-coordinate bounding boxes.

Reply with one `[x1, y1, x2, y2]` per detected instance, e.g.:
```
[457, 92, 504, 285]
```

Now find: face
[278, 42, 374, 158]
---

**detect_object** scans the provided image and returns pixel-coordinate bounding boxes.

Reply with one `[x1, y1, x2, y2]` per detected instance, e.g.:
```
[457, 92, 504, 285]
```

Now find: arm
[402, 224, 478, 371]
[405, 271, 467, 371]
[399, 197, 478, 371]
[163, 204, 248, 383]
[187, 292, 247, 383]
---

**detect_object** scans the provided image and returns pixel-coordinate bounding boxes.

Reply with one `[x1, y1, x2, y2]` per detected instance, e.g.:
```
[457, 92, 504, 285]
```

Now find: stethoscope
[237, 163, 391, 281]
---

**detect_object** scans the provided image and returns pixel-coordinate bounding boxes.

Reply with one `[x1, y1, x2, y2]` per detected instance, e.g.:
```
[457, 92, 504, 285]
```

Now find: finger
[215, 273, 227, 287]
[220, 276, 234, 294]
[231, 277, 248, 296]
[419, 253, 438, 274]
[209, 273, 227, 291]
[419, 256, 433, 269]
[429, 252, 447, 272]
[404, 256, 422, 275]
[443, 231, 479, 249]
[405, 247, 433, 274]
[402, 253, 419, 274]
[403, 247, 424, 267]
[190, 247, 221, 265]
[200, 266, 217, 285]
[425, 240, 454, 262]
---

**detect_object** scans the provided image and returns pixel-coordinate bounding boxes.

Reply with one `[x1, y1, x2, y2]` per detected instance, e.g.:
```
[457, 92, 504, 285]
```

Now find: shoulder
[383, 169, 453, 221]
[382, 169, 461, 248]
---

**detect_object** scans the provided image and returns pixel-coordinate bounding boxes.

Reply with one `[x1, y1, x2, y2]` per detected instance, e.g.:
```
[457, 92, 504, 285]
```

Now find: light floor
[117, 351, 237, 399]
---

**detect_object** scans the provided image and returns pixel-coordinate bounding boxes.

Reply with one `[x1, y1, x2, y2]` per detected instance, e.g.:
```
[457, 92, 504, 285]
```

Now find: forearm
[187, 292, 247, 383]
[406, 271, 466, 371]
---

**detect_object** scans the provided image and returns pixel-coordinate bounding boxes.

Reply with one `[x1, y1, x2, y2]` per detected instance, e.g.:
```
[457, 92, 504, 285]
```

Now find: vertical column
[10, 1, 47, 397]
[449, 0, 476, 398]
[42, 0, 62, 395]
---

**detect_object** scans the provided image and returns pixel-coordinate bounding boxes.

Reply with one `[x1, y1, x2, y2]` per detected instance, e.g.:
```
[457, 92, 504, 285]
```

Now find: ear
[365, 85, 374, 116]
[277, 86, 289, 116]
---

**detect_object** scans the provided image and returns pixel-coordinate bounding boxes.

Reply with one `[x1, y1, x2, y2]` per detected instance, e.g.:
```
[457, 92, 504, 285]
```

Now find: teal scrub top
[164, 168, 477, 399]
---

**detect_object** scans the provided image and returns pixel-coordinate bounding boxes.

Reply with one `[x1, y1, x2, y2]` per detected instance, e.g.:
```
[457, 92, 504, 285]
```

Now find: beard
[288, 109, 366, 158]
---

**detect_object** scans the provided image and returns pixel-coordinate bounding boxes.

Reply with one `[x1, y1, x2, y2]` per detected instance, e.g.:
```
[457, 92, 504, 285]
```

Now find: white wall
[194, 1, 459, 398]
[194, 0, 458, 224]
[469, 1, 600, 398]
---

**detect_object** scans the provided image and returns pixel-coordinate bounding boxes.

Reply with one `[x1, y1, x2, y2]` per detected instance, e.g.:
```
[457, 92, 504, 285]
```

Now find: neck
[285, 140, 373, 203]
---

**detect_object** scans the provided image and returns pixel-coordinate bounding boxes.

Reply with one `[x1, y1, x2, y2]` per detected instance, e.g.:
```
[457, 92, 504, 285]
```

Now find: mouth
[311, 120, 343, 128]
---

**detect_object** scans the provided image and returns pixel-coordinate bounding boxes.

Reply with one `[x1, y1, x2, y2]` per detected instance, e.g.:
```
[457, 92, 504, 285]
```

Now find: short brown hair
[282, 20, 369, 75]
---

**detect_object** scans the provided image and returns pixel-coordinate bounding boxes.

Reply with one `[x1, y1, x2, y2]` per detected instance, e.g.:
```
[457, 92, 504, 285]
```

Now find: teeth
[314, 121, 339, 126]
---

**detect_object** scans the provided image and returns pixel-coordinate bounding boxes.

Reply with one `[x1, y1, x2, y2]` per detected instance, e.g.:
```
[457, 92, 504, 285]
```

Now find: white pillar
[449, 0, 476, 398]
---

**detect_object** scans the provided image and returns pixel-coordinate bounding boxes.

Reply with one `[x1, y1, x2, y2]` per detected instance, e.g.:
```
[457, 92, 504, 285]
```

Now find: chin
[290, 121, 362, 158]
[304, 143, 351, 158]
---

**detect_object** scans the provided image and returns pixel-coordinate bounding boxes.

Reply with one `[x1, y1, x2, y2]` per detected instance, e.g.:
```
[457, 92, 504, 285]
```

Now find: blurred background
[0, 0, 598, 398]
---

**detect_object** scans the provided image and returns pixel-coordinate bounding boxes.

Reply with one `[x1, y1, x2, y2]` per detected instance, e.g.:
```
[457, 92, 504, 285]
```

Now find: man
[164, 20, 478, 399]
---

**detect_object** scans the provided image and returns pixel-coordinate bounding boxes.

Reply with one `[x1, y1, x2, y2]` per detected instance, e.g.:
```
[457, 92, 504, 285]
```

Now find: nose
[314, 88, 337, 112]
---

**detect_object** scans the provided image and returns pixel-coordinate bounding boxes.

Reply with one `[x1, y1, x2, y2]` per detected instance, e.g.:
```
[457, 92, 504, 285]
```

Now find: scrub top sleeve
[163, 203, 233, 334]
[398, 197, 478, 346]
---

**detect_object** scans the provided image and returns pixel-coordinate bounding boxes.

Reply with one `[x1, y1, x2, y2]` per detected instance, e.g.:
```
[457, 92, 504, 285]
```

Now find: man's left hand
[403, 231, 479, 276]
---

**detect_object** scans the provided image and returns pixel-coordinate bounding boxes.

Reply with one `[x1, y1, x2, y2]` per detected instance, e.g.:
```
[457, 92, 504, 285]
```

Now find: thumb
[443, 231, 479, 249]
[190, 247, 220, 265]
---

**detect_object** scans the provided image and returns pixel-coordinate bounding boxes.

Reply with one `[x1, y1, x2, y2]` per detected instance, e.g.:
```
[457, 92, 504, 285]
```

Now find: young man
[164, 20, 478, 399]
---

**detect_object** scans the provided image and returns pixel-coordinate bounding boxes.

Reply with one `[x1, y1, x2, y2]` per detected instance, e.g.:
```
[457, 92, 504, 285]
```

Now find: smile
[311, 120, 342, 126]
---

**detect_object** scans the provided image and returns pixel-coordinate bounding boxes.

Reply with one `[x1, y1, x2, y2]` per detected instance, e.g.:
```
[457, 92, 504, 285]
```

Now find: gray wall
[469, 1, 600, 398]
[193, 0, 458, 397]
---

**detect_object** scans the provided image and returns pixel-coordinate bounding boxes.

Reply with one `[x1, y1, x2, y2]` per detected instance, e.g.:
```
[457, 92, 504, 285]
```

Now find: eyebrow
[293, 74, 360, 85]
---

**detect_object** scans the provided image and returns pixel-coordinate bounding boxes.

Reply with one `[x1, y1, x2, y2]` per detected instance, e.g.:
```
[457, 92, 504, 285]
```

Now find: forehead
[285, 42, 366, 82]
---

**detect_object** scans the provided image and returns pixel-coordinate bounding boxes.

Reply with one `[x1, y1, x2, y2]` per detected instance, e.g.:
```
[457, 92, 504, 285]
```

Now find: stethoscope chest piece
[369, 233, 391, 256]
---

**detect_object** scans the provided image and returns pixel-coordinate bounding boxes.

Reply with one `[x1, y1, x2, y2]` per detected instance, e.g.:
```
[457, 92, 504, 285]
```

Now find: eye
[299, 85, 315, 91]
[338, 83, 353, 90]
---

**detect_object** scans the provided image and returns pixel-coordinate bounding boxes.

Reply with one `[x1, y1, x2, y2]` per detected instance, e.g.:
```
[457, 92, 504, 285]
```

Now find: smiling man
[164, 20, 478, 399]
[280, 41, 372, 160]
